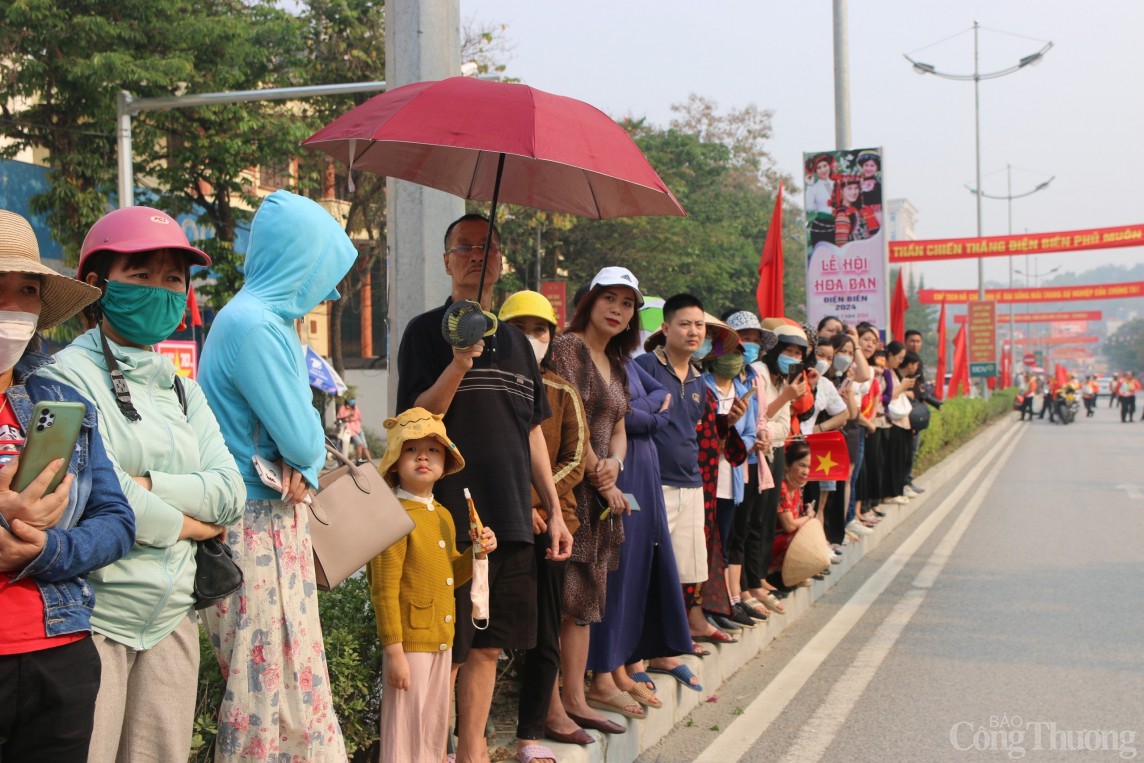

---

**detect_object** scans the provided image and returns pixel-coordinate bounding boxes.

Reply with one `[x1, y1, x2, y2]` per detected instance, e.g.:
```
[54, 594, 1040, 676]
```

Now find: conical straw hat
[782, 518, 833, 587]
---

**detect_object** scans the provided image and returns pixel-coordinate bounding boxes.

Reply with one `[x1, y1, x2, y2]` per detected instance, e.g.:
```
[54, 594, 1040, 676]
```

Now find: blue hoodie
[199, 191, 357, 498]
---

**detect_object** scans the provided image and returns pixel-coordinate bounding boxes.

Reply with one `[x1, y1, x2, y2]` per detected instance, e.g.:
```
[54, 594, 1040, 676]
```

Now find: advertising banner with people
[803, 147, 888, 329]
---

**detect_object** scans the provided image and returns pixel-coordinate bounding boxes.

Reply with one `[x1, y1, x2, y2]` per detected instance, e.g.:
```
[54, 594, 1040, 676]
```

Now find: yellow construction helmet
[498, 290, 558, 325]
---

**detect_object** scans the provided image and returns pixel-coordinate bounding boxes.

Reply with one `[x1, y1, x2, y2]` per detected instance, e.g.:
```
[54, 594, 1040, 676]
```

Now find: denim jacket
[0, 348, 135, 638]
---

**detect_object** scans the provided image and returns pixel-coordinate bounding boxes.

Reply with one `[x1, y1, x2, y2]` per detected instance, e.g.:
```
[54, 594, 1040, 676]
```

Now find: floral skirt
[201, 499, 346, 762]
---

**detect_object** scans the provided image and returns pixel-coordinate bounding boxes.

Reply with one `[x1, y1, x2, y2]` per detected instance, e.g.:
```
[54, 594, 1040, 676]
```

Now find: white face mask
[0, 311, 39, 373]
[527, 335, 549, 365]
[815, 358, 831, 376]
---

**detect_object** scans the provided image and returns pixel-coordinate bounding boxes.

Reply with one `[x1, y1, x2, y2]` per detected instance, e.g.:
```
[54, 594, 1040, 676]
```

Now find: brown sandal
[626, 681, 662, 709]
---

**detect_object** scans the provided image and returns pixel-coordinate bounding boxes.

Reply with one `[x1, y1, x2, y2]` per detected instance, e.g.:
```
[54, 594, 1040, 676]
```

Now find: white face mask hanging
[0, 311, 39, 373]
[471, 556, 491, 629]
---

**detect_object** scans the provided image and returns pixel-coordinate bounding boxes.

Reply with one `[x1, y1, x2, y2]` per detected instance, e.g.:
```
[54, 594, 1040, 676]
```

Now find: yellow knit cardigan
[367, 493, 474, 653]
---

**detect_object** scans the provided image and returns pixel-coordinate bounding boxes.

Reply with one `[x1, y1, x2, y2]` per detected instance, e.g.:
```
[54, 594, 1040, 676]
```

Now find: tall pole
[972, 21, 987, 398]
[973, 21, 984, 300]
[832, 0, 852, 149]
[1007, 165, 1016, 381]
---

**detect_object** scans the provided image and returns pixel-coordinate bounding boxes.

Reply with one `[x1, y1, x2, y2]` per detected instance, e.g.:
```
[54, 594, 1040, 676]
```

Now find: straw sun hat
[379, 407, 465, 487]
[0, 210, 101, 329]
[782, 518, 833, 587]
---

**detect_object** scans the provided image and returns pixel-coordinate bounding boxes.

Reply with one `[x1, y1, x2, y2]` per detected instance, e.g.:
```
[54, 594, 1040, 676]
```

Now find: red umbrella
[303, 76, 684, 220]
[303, 76, 685, 345]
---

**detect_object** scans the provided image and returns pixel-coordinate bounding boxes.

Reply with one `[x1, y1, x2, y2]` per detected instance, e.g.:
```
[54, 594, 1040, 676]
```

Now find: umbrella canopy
[305, 346, 348, 396]
[302, 77, 685, 220]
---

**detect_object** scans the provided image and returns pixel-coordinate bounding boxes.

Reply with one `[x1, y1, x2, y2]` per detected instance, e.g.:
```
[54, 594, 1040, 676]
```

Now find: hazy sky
[468, 0, 1144, 291]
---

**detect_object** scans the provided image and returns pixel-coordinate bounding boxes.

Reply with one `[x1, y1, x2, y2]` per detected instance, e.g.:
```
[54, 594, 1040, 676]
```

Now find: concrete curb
[513, 414, 1018, 763]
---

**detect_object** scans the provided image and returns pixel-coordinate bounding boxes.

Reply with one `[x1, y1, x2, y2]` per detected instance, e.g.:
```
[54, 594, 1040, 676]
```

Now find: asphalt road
[641, 410, 1144, 762]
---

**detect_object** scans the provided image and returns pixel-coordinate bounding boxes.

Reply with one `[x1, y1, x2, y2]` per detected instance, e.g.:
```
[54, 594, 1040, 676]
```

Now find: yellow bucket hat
[379, 407, 465, 486]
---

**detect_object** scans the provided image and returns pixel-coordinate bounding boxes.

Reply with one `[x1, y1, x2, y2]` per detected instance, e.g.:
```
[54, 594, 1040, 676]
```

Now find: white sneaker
[886, 495, 909, 505]
[846, 520, 873, 536]
[903, 485, 919, 498]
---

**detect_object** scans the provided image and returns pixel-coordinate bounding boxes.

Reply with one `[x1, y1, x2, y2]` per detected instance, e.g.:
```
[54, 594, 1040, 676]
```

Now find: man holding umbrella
[397, 214, 573, 763]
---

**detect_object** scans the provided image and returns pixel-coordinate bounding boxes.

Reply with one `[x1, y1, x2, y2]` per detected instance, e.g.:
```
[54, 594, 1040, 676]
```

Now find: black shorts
[452, 540, 537, 663]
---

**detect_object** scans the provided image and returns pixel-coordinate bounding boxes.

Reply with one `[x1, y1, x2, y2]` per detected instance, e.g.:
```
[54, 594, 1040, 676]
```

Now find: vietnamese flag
[891, 270, 908, 341]
[934, 303, 947, 400]
[948, 324, 969, 397]
[1000, 341, 1012, 388]
[755, 182, 785, 319]
[804, 431, 850, 481]
[1054, 363, 1069, 387]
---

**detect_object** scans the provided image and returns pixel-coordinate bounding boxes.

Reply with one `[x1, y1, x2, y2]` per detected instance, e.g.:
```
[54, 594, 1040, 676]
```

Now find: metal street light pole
[966, 165, 1053, 380]
[906, 25, 1051, 396]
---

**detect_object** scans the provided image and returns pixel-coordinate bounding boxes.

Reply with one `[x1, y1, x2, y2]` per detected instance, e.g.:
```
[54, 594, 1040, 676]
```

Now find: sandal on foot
[516, 744, 558, 763]
[693, 628, 736, 644]
[626, 681, 663, 709]
[627, 670, 656, 691]
[692, 643, 710, 657]
[587, 691, 646, 720]
[647, 664, 703, 692]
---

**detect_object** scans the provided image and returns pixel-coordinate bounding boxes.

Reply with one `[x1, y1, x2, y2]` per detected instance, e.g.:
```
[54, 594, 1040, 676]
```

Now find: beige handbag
[310, 446, 414, 590]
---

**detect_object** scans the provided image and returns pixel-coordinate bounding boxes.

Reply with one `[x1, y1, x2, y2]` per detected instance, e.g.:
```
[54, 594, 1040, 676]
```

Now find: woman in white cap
[0, 210, 134, 762]
[550, 266, 642, 729]
[38, 206, 246, 763]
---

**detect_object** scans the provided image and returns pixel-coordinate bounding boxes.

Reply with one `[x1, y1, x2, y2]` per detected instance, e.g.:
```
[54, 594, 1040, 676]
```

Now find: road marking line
[777, 429, 1021, 763]
[693, 423, 1025, 763]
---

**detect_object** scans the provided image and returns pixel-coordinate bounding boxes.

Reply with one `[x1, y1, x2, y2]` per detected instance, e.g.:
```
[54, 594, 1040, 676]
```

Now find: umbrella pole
[475, 152, 507, 303]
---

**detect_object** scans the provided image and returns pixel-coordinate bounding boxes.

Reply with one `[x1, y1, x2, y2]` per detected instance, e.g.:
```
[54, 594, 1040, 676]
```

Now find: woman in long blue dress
[588, 360, 694, 698]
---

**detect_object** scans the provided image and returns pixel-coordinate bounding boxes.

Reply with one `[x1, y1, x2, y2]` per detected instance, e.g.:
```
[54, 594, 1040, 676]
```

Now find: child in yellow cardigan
[368, 408, 497, 763]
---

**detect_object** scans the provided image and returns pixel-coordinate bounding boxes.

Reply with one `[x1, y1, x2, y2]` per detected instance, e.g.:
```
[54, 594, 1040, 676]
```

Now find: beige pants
[662, 485, 707, 585]
[87, 613, 199, 763]
[380, 649, 453, 763]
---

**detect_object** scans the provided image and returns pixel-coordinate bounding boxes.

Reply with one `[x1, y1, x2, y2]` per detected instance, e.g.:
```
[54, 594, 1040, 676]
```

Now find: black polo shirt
[397, 298, 549, 545]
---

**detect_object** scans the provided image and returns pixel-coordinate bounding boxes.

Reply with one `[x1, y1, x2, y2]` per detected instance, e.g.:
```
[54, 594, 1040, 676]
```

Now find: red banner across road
[889, 224, 1144, 263]
[998, 310, 1102, 323]
[918, 281, 1144, 304]
[1012, 335, 1100, 346]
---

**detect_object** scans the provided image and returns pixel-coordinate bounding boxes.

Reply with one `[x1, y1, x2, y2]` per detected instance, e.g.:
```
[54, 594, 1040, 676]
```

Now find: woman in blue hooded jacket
[199, 191, 358, 763]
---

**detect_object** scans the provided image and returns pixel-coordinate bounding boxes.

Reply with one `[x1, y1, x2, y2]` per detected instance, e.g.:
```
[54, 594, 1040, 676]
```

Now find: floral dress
[201, 500, 346, 762]
[550, 334, 629, 624]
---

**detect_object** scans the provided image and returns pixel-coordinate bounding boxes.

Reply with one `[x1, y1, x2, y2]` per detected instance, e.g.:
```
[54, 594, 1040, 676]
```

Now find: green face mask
[712, 352, 744, 379]
[100, 281, 188, 346]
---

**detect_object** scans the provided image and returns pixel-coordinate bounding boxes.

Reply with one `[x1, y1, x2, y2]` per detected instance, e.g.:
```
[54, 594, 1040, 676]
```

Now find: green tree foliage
[1104, 317, 1144, 372]
[495, 98, 805, 321]
[0, 1, 306, 290]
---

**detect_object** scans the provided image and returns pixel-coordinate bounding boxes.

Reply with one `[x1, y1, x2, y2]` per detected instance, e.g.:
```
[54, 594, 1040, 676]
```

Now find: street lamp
[1014, 264, 1061, 366]
[967, 165, 1054, 372]
[905, 23, 1053, 301]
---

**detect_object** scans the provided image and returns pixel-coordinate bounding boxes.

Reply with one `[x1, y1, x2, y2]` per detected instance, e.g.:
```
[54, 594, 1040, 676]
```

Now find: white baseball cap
[589, 266, 644, 307]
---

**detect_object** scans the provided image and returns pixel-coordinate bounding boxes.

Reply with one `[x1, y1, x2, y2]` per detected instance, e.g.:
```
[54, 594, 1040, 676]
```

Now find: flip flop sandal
[516, 744, 558, 763]
[692, 644, 710, 658]
[693, 629, 736, 644]
[647, 664, 704, 693]
[626, 681, 663, 709]
[587, 691, 646, 720]
[627, 670, 657, 691]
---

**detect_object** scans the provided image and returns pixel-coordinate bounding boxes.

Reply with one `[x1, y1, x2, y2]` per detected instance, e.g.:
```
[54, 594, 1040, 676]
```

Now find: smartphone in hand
[787, 363, 805, 384]
[13, 402, 85, 496]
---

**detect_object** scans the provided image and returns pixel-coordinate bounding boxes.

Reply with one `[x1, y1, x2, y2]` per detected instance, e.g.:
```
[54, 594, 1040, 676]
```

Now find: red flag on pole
[803, 431, 850, 481]
[755, 182, 785, 319]
[187, 285, 204, 327]
[891, 270, 908, 341]
[934, 303, 947, 401]
[1000, 341, 1012, 388]
[948, 324, 969, 397]
[1054, 363, 1069, 387]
